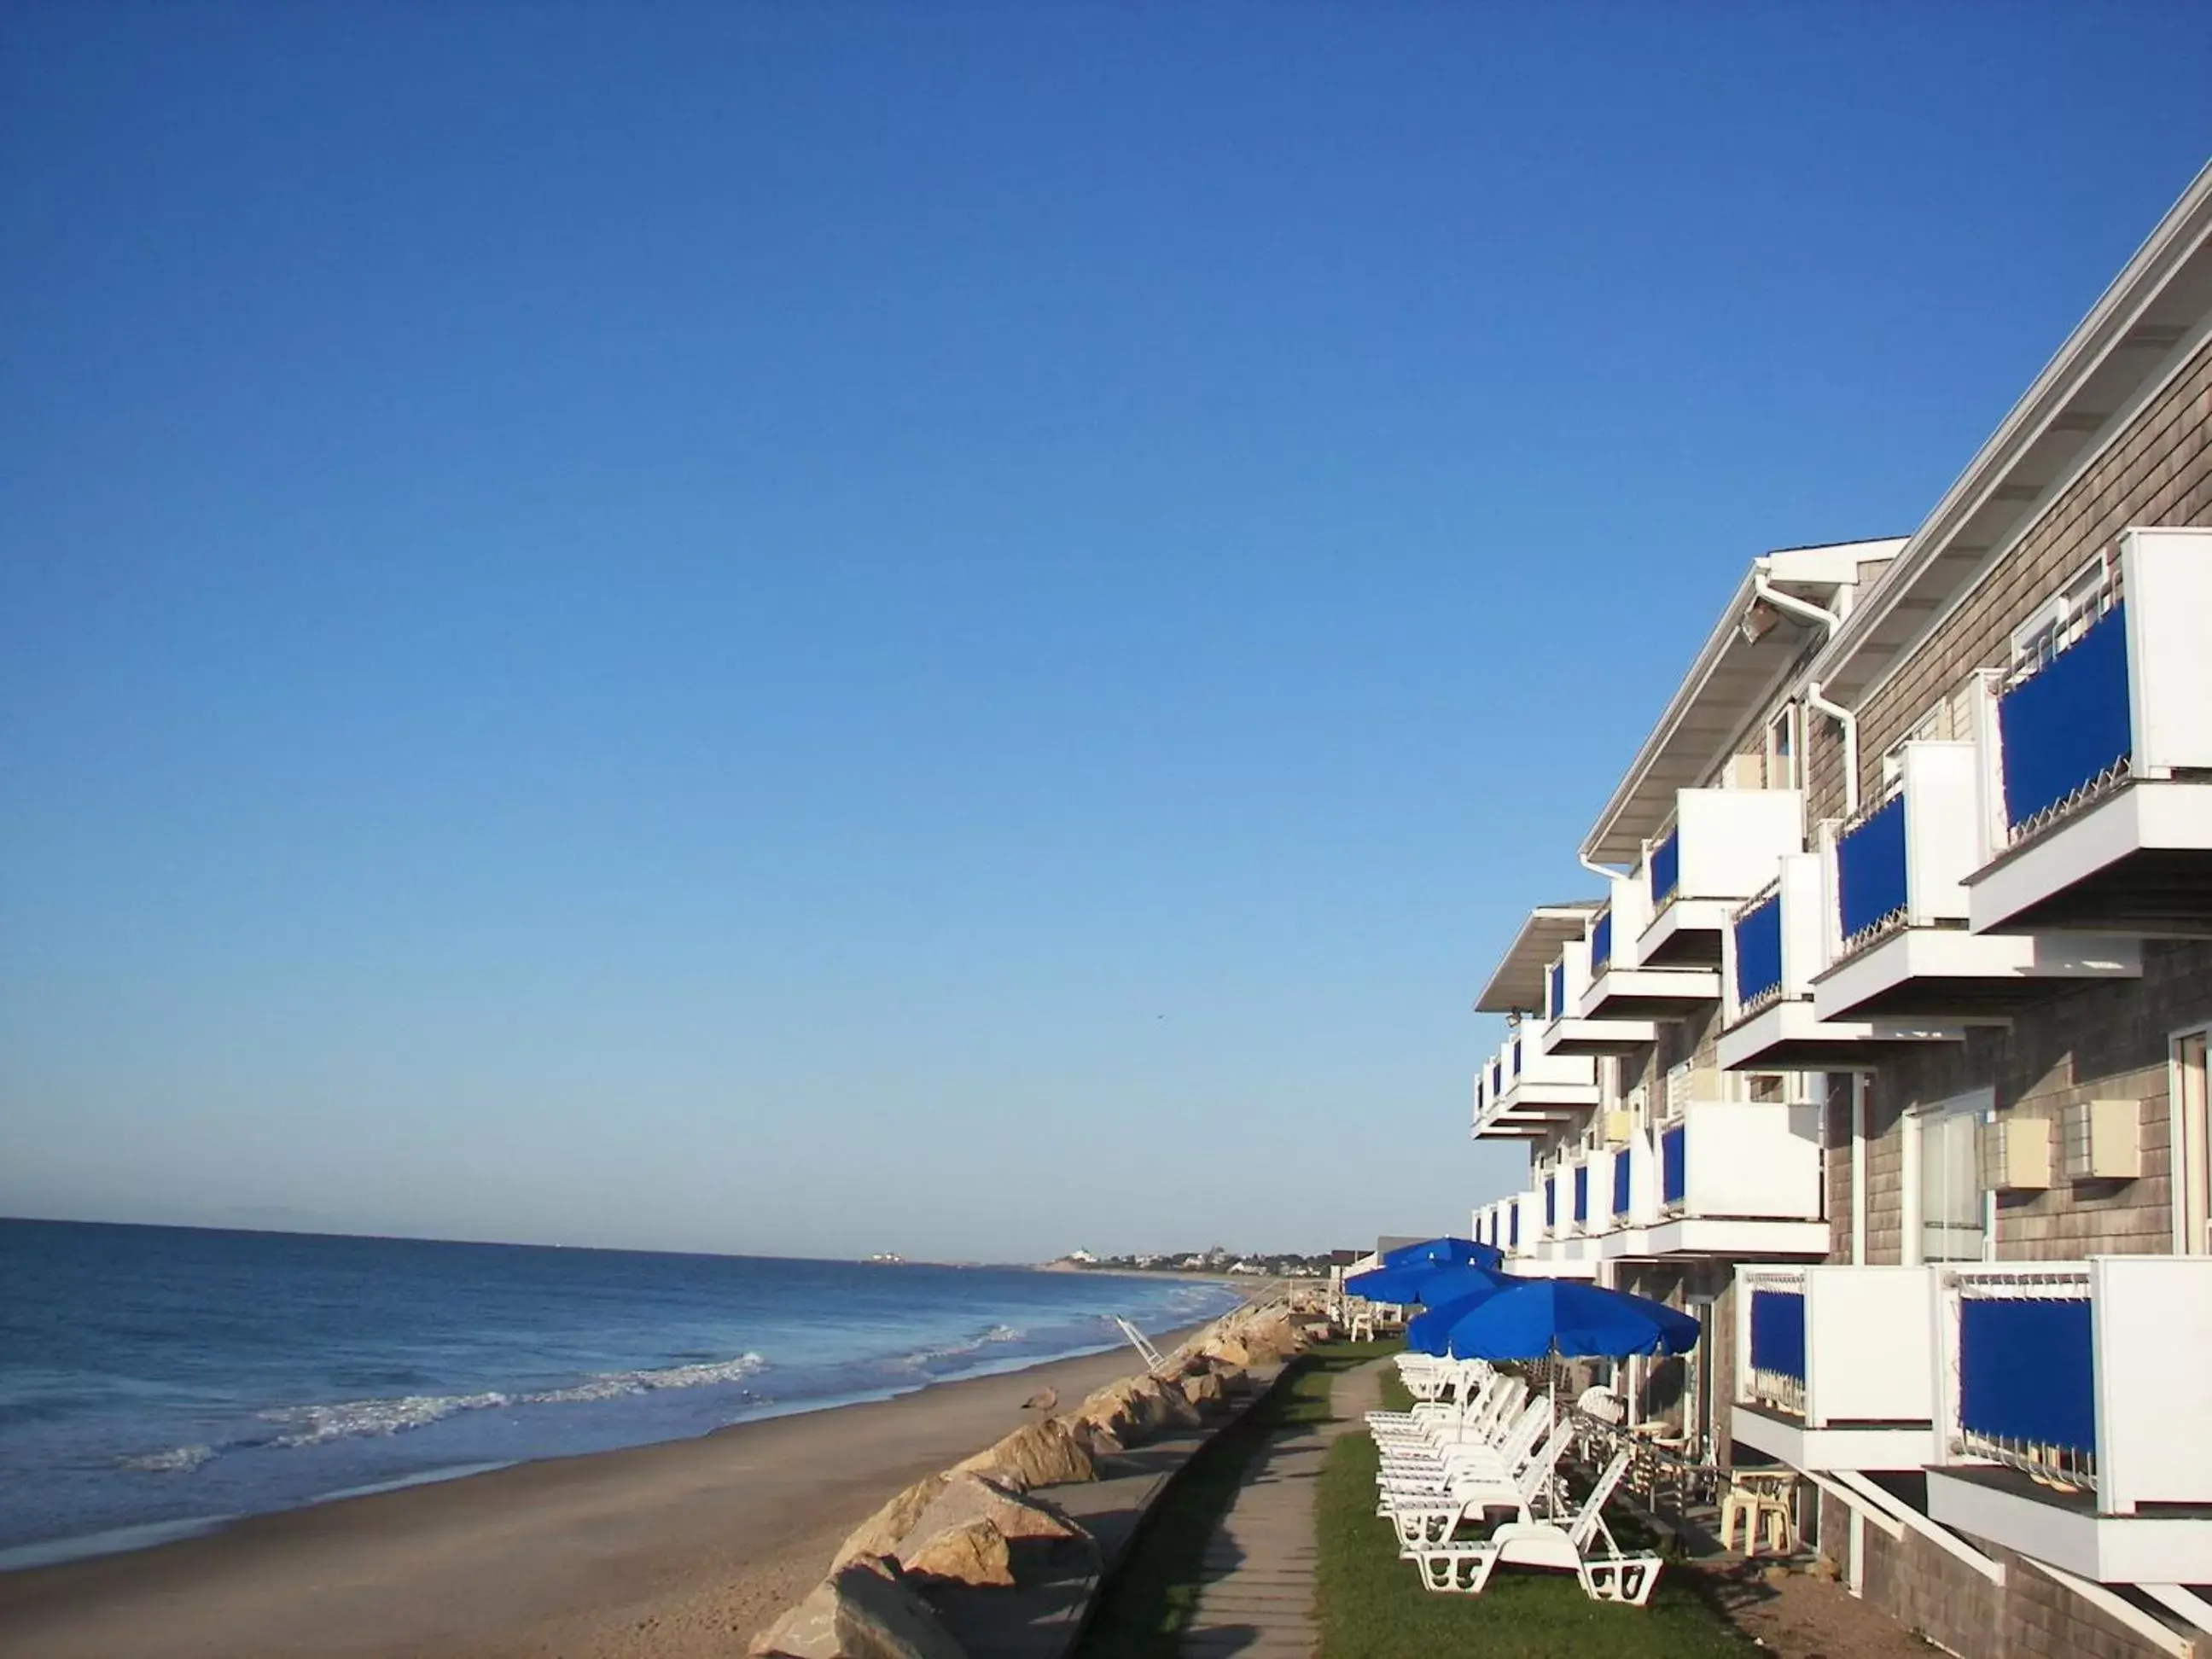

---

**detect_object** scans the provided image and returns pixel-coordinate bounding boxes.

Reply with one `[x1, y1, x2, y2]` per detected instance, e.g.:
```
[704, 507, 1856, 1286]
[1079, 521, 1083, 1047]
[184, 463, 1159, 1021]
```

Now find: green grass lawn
[1314, 1369, 1755, 1659]
[1078, 1342, 1380, 1659]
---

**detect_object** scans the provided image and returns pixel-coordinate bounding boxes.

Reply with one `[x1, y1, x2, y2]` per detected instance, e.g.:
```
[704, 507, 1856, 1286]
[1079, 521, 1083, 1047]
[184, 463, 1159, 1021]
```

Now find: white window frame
[1766, 701, 1801, 791]
[2008, 549, 2118, 682]
[1903, 1088, 1997, 1266]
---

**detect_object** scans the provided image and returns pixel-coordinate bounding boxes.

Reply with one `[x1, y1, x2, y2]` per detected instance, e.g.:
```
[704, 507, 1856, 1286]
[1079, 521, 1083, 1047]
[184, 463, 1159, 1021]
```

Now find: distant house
[1064, 1248, 1097, 1264]
[1227, 1260, 1264, 1275]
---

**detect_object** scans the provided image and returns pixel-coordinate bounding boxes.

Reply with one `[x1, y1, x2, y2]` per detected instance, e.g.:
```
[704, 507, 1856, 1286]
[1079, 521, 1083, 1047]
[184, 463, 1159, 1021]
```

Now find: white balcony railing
[1812, 742, 2140, 1020]
[1639, 787, 1806, 967]
[1965, 527, 2212, 936]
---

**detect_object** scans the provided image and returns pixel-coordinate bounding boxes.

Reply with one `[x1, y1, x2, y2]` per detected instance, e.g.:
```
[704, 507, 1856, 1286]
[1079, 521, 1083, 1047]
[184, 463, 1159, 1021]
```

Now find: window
[2009, 550, 2117, 680]
[1766, 704, 1799, 790]
[1912, 1091, 1994, 1264]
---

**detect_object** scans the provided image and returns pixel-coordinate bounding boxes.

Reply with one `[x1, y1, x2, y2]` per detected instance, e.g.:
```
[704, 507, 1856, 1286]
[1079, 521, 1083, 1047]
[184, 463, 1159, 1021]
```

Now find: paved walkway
[1179, 1356, 1386, 1659]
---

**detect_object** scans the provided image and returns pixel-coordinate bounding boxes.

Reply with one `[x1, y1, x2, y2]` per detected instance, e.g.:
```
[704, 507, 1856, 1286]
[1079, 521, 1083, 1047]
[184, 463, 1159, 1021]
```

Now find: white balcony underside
[1543, 1016, 1660, 1057]
[1637, 897, 1732, 966]
[1635, 1217, 1829, 1259]
[1716, 998, 1965, 1071]
[1501, 1253, 1599, 1280]
[1810, 927, 2142, 1022]
[1927, 1467, 2212, 1585]
[1578, 966, 1722, 1022]
[1966, 780, 2212, 937]
[1730, 1404, 1937, 1472]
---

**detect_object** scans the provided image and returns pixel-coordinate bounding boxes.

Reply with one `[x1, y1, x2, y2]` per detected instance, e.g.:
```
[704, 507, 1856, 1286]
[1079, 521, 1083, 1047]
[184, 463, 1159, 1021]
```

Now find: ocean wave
[248, 1353, 772, 1446]
[523, 1352, 768, 1404]
[260, 1391, 513, 1447]
[893, 1324, 1027, 1371]
[119, 1443, 216, 1475]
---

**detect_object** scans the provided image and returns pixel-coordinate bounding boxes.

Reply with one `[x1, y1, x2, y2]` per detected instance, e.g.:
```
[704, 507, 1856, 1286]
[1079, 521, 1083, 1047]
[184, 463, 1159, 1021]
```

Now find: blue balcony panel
[1509, 1205, 1521, 1248]
[1837, 793, 1908, 944]
[1661, 1124, 1686, 1207]
[1590, 911, 1614, 976]
[1611, 1151, 1631, 1218]
[1959, 1295, 2096, 1458]
[1546, 962, 1565, 1021]
[1650, 830, 1681, 905]
[1749, 1289, 1807, 1384]
[1997, 604, 2132, 831]
[1545, 1176, 1557, 1228]
[1734, 894, 1785, 1006]
[1572, 1166, 1589, 1223]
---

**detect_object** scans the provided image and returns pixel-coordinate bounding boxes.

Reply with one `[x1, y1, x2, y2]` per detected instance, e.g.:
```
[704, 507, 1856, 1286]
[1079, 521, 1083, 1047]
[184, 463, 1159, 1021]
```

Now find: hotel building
[1467, 161, 2212, 1657]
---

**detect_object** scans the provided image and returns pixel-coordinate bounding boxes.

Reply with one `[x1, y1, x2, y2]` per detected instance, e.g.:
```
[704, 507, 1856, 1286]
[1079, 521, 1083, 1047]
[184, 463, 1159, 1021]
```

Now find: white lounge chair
[1378, 1414, 1573, 1550]
[1407, 1444, 1663, 1605]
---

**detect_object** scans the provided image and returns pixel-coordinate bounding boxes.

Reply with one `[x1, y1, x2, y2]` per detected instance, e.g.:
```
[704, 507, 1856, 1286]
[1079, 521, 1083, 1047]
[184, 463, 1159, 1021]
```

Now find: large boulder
[750, 1557, 969, 1659]
[904, 1471, 1087, 1547]
[901, 1517, 1013, 1588]
[1212, 1364, 1253, 1398]
[1062, 1415, 1125, 1458]
[835, 1476, 952, 1569]
[1201, 1335, 1254, 1367]
[1180, 1371, 1225, 1412]
[890, 1471, 1091, 1588]
[952, 1417, 1096, 1492]
[1136, 1374, 1202, 1429]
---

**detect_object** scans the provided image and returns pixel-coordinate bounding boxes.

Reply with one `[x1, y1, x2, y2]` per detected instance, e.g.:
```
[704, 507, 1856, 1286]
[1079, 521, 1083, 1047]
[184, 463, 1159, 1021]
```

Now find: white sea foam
[119, 1443, 216, 1475]
[259, 1391, 512, 1447]
[247, 1353, 771, 1447]
[523, 1351, 768, 1404]
[893, 1325, 1028, 1371]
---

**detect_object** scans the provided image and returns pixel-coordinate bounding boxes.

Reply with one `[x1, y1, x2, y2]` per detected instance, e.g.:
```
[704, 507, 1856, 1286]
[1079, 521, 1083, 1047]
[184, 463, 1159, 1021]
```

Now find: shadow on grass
[1076, 1342, 1383, 1659]
[1313, 1369, 1757, 1659]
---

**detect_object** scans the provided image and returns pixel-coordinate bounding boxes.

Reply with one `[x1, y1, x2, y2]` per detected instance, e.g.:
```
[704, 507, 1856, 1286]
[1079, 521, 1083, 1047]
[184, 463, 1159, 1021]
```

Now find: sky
[4, 3, 2209, 1263]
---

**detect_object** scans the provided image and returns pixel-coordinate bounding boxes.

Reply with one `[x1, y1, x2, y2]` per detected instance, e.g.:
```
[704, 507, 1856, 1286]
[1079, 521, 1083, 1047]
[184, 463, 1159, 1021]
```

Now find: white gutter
[1806, 681, 1860, 816]
[1580, 853, 1623, 883]
[1749, 570, 1842, 638]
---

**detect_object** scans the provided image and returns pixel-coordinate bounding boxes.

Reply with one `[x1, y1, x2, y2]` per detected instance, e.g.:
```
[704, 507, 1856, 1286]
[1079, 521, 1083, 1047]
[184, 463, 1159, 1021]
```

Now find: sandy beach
[0, 1332, 1208, 1659]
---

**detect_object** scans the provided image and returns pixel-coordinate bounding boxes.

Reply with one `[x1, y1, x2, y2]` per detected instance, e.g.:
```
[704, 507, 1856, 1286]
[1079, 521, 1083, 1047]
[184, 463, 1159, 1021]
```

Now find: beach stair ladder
[1113, 1315, 1170, 1376]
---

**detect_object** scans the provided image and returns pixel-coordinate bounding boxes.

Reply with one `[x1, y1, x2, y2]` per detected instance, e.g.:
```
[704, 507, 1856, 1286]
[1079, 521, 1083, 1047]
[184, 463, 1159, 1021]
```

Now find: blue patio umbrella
[1378, 1236, 1505, 1272]
[1406, 1279, 1699, 1361]
[1342, 1260, 1515, 1307]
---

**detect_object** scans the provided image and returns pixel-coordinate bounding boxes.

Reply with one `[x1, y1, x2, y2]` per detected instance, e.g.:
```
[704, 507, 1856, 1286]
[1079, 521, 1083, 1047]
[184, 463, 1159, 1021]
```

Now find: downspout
[1579, 853, 1622, 883]
[1849, 1073, 1867, 1268]
[1806, 681, 1860, 817]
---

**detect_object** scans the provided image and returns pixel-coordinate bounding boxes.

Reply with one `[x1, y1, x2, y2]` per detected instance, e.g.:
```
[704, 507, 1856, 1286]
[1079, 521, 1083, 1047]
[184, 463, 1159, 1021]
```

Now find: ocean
[0, 1219, 1245, 1569]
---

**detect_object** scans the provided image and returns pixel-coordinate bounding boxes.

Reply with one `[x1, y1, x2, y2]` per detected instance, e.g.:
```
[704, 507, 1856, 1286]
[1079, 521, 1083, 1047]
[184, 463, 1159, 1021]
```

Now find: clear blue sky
[4, 4, 2208, 1261]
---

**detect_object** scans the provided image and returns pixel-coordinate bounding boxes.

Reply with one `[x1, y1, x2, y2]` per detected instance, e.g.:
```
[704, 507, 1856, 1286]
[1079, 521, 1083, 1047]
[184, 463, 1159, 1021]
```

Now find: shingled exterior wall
[1784, 286, 2212, 1659]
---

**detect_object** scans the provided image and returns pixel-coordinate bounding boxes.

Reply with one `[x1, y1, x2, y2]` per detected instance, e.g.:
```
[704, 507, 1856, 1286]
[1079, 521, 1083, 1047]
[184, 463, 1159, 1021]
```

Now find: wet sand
[0, 1335, 1202, 1659]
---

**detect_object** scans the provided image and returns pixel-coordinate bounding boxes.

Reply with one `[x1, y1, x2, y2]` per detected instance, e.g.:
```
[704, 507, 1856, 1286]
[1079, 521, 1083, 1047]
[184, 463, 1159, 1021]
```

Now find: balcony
[1717, 853, 1966, 1071]
[1635, 1097, 1827, 1258]
[1926, 1258, 2212, 1585]
[1965, 527, 2212, 938]
[1639, 787, 1808, 966]
[1540, 937, 1660, 1058]
[1577, 872, 1724, 1022]
[1514, 1167, 1601, 1278]
[1470, 1030, 1600, 1142]
[1812, 742, 2141, 1019]
[1730, 1266, 1939, 1470]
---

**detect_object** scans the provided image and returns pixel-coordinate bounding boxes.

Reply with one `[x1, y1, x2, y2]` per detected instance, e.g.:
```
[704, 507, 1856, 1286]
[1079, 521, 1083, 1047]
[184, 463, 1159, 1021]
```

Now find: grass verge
[1078, 1342, 1378, 1659]
[1314, 1369, 1756, 1659]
